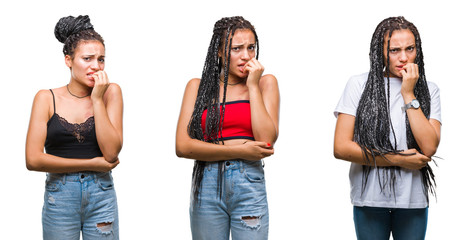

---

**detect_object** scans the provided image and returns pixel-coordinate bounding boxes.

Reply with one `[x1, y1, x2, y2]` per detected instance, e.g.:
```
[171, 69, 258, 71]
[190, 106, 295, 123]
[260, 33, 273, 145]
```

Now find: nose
[399, 51, 408, 63]
[90, 59, 102, 71]
[240, 49, 250, 60]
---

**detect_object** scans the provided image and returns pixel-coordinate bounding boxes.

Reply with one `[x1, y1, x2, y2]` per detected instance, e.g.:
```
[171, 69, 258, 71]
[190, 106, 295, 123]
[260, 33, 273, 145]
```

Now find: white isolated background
[0, 0, 466, 239]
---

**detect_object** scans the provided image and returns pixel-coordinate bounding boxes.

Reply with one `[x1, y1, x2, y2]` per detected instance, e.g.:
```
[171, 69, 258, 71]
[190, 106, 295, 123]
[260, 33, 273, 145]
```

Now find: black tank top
[44, 90, 103, 159]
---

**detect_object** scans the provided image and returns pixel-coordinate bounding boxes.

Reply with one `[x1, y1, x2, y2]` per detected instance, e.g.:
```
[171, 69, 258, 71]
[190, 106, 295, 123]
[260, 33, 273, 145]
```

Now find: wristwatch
[401, 99, 420, 112]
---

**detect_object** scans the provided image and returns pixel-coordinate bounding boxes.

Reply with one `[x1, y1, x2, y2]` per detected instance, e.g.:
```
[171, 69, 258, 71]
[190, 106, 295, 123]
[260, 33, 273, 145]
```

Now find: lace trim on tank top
[55, 114, 95, 143]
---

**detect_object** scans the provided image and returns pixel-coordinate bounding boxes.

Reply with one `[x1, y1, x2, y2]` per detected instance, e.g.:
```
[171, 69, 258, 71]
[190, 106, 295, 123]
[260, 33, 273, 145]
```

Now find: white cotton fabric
[334, 72, 442, 208]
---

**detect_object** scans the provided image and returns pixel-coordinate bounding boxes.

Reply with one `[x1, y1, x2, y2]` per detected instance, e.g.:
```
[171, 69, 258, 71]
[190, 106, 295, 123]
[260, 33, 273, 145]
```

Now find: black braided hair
[188, 16, 259, 204]
[54, 15, 104, 57]
[354, 16, 435, 201]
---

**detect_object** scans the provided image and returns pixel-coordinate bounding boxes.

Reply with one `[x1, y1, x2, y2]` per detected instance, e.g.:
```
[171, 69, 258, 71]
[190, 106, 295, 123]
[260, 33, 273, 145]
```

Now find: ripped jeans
[190, 160, 269, 240]
[42, 172, 119, 240]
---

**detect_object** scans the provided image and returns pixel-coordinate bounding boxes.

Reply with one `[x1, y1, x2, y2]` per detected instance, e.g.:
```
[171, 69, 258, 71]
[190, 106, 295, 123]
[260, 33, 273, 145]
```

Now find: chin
[389, 70, 402, 78]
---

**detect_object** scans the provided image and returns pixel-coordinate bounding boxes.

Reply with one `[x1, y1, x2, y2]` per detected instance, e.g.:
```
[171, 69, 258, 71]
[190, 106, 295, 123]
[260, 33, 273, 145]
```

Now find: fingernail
[267, 143, 271, 147]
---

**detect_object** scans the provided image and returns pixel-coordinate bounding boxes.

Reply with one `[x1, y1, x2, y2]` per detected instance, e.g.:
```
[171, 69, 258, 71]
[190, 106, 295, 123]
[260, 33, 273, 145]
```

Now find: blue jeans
[353, 206, 428, 240]
[42, 172, 119, 240]
[190, 160, 269, 240]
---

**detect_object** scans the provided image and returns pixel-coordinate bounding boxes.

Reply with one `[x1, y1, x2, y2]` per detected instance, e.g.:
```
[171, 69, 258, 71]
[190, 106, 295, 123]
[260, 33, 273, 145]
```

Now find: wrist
[227, 145, 242, 159]
[401, 90, 415, 102]
[247, 84, 261, 94]
[91, 94, 103, 101]
[92, 98, 105, 109]
[384, 154, 400, 167]
[401, 98, 420, 112]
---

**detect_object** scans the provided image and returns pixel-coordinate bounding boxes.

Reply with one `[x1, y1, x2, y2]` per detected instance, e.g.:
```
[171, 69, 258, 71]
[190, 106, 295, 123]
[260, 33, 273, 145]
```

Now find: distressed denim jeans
[42, 172, 119, 240]
[354, 206, 428, 240]
[190, 160, 269, 240]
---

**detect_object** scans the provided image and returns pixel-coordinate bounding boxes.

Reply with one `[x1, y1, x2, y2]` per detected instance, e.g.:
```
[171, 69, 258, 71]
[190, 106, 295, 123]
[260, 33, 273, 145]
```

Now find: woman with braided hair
[26, 15, 122, 239]
[334, 16, 441, 240]
[176, 16, 279, 239]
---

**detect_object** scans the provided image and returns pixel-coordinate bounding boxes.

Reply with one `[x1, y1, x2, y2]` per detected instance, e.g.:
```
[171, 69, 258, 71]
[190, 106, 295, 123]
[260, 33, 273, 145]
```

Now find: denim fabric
[353, 206, 428, 240]
[190, 160, 269, 240]
[42, 172, 119, 240]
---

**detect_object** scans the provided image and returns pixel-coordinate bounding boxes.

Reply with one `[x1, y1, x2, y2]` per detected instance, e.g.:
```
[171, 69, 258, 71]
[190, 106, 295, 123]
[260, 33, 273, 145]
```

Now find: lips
[87, 72, 95, 80]
[238, 63, 246, 73]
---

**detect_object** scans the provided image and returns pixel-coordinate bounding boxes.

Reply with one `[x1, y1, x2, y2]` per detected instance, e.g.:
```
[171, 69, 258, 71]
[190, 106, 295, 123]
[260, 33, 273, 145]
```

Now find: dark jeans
[353, 206, 428, 240]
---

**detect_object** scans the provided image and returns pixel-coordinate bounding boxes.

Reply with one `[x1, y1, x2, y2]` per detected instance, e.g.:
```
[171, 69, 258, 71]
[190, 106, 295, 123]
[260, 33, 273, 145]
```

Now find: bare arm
[175, 78, 274, 161]
[400, 64, 441, 157]
[91, 72, 123, 163]
[244, 59, 279, 145]
[25, 90, 119, 173]
[248, 74, 280, 145]
[333, 113, 431, 170]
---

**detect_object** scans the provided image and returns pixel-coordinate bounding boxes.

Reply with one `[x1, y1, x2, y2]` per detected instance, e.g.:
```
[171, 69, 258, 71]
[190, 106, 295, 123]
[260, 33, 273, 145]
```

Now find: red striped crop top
[201, 100, 254, 141]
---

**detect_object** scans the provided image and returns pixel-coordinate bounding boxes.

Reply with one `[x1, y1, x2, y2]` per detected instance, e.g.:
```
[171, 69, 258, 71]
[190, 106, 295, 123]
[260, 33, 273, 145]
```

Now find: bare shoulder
[182, 78, 201, 98]
[186, 78, 201, 90]
[33, 89, 53, 105]
[178, 78, 202, 130]
[103, 83, 123, 102]
[259, 74, 278, 90]
[31, 89, 54, 119]
[108, 83, 122, 95]
[180, 78, 201, 110]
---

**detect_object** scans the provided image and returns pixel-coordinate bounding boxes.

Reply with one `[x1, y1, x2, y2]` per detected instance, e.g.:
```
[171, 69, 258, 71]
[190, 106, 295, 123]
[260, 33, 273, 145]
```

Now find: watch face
[411, 99, 420, 108]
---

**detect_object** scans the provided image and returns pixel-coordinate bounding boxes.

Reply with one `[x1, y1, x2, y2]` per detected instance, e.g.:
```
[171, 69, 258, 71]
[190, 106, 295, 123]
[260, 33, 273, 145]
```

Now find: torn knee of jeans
[241, 216, 261, 229]
[96, 222, 113, 234]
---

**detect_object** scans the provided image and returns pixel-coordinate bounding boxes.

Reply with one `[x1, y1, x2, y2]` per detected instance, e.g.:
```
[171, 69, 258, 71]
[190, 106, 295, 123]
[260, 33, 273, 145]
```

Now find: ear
[65, 55, 72, 68]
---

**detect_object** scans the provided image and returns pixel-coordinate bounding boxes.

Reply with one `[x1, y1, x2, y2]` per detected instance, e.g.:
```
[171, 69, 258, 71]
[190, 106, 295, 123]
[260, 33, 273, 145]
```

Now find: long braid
[188, 16, 258, 204]
[354, 16, 434, 201]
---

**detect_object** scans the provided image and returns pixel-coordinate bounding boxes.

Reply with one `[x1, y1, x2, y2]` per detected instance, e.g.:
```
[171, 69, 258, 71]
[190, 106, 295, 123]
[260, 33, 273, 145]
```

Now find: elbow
[176, 144, 190, 158]
[422, 147, 437, 158]
[333, 143, 347, 160]
[254, 134, 278, 146]
[333, 149, 344, 160]
[176, 138, 196, 159]
[269, 134, 278, 146]
[102, 145, 122, 163]
[25, 150, 38, 171]
[26, 156, 40, 171]
[104, 156, 119, 163]
[26, 161, 35, 171]
[418, 135, 440, 158]
[420, 140, 439, 158]
[103, 152, 120, 163]
[175, 149, 184, 158]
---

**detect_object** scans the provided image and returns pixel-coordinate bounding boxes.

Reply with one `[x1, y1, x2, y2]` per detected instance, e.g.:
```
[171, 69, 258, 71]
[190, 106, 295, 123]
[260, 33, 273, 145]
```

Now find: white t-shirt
[334, 72, 442, 208]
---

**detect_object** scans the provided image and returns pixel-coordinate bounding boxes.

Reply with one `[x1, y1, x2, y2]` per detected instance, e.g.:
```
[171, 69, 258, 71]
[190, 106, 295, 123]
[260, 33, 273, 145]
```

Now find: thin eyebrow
[389, 44, 415, 50]
[82, 54, 106, 58]
[231, 42, 256, 47]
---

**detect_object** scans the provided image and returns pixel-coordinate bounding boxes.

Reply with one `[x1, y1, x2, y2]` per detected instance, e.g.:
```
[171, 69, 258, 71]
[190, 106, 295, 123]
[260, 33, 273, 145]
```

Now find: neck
[220, 71, 246, 86]
[67, 81, 92, 98]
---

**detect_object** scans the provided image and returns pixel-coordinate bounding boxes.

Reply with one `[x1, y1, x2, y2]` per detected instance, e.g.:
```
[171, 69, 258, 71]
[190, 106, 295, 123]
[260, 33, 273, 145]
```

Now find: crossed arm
[175, 75, 279, 162]
[25, 82, 122, 173]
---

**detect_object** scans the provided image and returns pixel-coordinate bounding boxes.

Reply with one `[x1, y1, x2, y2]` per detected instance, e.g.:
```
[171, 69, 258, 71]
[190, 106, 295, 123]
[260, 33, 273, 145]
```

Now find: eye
[407, 46, 415, 52]
[389, 49, 399, 53]
[248, 45, 255, 51]
[99, 58, 105, 63]
[231, 47, 240, 51]
[83, 57, 91, 61]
